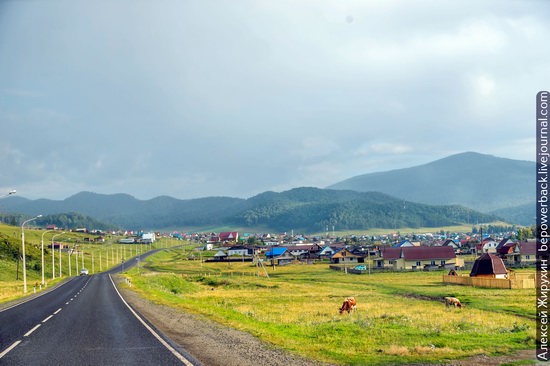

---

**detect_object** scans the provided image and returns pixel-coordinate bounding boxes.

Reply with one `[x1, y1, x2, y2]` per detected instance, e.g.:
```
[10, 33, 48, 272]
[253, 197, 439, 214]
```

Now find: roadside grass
[122, 249, 536, 365]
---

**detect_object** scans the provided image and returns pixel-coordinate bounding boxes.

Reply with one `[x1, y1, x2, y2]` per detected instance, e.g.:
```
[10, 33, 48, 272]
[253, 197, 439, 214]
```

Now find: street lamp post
[40, 229, 54, 286]
[21, 215, 42, 293]
[59, 243, 62, 277]
[51, 232, 65, 279]
[68, 248, 72, 276]
[59, 242, 62, 277]
[59, 234, 66, 278]
[0, 190, 16, 225]
[0, 190, 16, 199]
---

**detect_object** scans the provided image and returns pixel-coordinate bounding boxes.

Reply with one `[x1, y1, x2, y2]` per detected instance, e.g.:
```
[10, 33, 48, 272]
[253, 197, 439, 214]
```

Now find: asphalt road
[0, 248, 199, 366]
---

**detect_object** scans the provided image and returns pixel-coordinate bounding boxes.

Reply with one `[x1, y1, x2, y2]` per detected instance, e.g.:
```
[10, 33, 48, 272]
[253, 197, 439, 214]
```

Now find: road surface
[0, 249, 199, 365]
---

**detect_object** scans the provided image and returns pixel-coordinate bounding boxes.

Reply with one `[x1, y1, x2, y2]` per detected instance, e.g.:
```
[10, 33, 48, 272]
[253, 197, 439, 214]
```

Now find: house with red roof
[470, 253, 508, 278]
[377, 246, 463, 270]
[219, 231, 239, 243]
[503, 241, 536, 265]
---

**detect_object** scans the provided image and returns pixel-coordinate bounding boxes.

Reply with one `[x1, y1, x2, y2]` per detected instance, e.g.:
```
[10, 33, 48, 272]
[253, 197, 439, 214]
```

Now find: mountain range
[327, 152, 534, 225]
[0, 152, 533, 231]
[1, 188, 498, 233]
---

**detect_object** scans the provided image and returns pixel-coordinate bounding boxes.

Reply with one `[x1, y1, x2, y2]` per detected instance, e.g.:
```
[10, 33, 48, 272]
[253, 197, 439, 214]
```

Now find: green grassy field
[120, 248, 536, 365]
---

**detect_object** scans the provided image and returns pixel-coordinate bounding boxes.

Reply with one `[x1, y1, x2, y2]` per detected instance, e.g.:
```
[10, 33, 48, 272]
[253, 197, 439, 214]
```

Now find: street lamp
[0, 190, 16, 225]
[52, 232, 65, 279]
[40, 229, 55, 286]
[0, 190, 16, 199]
[57, 232, 66, 278]
[21, 214, 42, 293]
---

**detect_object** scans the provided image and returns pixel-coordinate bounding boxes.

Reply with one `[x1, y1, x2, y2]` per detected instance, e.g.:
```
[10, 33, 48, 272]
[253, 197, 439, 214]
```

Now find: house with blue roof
[265, 247, 294, 266]
[393, 240, 415, 248]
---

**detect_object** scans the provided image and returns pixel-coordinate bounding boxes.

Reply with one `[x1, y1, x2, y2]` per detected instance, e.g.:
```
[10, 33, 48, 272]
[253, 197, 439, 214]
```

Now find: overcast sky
[1, 0, 547, 201]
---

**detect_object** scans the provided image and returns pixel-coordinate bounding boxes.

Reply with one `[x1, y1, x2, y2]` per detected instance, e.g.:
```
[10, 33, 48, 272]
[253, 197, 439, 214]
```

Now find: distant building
[330, 248, 363, 265]
[227, 245, 254, 257]
[470, 253, 508, 278]
[219, 232, 239, 243]
[377, 246, 463, 270]
[142, 232, 156, 243]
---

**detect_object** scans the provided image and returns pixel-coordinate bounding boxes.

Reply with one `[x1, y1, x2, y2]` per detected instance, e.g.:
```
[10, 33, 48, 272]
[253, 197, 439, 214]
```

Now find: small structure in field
[470, 253, 508, 279]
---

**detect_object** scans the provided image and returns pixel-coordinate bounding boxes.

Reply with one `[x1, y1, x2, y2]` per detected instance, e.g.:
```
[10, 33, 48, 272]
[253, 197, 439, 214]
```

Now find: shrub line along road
[0, 248, 200, 366]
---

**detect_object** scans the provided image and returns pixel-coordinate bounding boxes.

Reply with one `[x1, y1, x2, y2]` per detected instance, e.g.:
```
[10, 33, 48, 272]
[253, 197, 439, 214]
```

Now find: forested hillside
[1, 212, 118, 231]
[232, 188, 498, 232]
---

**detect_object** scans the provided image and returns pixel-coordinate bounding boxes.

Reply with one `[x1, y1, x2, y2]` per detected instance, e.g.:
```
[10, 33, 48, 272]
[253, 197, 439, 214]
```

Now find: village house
[498, 241, 516, 258]
[141, 232, 156, 244]
[442, 239, 461, 253]
[318, 246, 338, 260]
[377, 246, 463, 270]
[503, 241, 536, 265]
[470, 253, 508, 278]
[212, 250, 228, 261]
[496, 238, 515, 252]
[475, 239, 499, 254]
[227, 245, 254, 257]
[219, 231, 239, 243]
[282, 244, 323, 259]
[330, 248, 364, 265]
[393, 240, 416, 248]
[265, 247, 294, 266]
[376, 247, 401, 269]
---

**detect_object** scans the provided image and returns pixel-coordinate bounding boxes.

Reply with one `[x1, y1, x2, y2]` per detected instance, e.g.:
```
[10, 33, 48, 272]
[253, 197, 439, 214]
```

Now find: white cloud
[472, 73, 496, 97]
[355, 143, 413, 156]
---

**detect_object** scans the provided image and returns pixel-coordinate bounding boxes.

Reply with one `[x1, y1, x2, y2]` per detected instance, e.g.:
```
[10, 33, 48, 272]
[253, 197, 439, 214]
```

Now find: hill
[1, 188, 500, 232]
[327, 152, 534, 223]
[231, 187, 499, 232]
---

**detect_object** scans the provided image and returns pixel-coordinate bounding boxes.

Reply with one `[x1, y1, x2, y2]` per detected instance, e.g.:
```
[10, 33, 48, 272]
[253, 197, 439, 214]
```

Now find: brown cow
[339, 297, 357, 315]
[444, 297, 462, 308]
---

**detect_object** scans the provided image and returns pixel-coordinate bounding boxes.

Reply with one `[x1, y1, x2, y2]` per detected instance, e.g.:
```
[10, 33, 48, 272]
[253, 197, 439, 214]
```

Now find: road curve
[0, 248, 199, 366]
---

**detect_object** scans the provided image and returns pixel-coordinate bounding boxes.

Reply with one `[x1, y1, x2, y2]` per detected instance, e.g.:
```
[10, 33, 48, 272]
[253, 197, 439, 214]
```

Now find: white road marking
[109, 275, 194, 366]
[0, 341, 21, 359]
[24, 324, 41, 337]
[54, 308, 62, 314]
[42, 315, 54, 323]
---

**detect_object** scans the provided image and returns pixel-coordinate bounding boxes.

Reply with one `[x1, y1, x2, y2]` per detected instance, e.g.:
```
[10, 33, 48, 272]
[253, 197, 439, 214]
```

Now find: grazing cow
[444, 297, 462, 308]
[339, 297, 357, 315]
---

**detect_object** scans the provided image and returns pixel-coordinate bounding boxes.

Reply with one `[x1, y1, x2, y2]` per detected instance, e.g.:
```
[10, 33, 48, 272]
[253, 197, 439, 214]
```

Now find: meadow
[120, 247, 536, 365]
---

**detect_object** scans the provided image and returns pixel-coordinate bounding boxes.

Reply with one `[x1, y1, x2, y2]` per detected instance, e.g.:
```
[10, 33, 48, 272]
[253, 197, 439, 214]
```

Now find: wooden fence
[442, 274, 535, 289]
